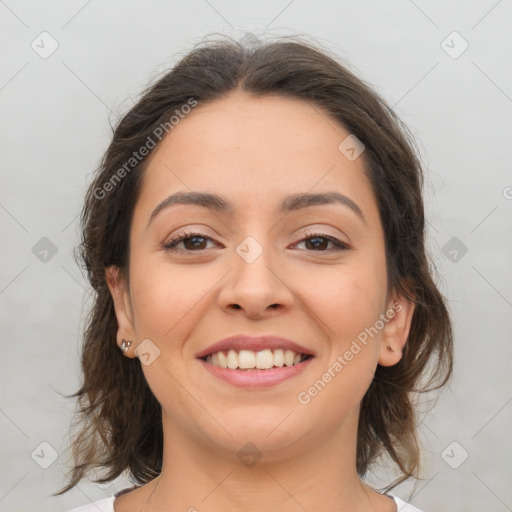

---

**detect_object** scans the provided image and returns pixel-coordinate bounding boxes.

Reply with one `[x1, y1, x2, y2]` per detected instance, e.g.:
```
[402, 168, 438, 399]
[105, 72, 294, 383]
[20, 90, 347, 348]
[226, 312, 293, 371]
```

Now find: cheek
[128, 258, 217, 340]
[297, 258, 385, 400]
[127, 260, 218, 412]
[301, 258, 386, 342]
[296, 271, 383, 418]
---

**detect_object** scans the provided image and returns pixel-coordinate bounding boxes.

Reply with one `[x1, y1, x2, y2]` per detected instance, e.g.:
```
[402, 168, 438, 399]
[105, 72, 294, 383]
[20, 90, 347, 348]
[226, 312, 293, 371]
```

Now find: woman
[57, 35, 453, 512]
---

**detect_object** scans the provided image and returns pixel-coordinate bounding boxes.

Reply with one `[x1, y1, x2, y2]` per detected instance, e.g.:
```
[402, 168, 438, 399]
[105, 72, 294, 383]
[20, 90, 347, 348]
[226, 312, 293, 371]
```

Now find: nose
[217, 236, 294, 319]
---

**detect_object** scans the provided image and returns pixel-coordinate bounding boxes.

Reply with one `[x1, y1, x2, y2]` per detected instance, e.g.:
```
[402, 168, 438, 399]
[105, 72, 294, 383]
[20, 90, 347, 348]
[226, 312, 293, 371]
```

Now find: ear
[378, 289, 416, 367]
[105, 265, 136, 358]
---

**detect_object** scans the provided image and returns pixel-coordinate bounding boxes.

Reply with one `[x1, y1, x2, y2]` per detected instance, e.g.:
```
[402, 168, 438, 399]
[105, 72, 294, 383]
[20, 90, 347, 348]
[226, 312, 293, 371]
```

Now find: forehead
[136, 92, 380, 225]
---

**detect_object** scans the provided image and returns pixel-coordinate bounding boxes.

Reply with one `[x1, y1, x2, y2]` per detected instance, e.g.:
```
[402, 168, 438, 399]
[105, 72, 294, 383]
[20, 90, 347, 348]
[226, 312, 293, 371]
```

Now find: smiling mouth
[201, 348, 312, 371]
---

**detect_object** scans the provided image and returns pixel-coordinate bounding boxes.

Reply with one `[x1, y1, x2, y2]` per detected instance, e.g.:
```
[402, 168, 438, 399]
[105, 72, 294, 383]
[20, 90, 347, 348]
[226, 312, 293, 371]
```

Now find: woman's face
[107, 92, 414, 462]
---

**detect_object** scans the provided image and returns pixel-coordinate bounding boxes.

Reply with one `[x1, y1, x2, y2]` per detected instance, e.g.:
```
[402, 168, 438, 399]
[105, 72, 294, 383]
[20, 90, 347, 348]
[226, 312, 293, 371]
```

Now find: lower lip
[198, 357, 314, 388]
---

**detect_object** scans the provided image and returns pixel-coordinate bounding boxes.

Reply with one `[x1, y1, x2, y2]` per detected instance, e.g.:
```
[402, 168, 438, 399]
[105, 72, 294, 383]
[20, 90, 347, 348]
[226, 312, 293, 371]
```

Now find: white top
[65, 493, 423, 511]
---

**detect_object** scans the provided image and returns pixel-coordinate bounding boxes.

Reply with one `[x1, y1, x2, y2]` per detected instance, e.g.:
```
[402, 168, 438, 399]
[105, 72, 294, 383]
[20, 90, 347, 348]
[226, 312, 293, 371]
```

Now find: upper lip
[195, 334, 316, 359]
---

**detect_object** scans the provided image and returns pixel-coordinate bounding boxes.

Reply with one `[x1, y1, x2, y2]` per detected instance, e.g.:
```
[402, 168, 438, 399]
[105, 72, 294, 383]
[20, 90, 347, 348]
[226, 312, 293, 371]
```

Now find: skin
[106, 91, 415, 512]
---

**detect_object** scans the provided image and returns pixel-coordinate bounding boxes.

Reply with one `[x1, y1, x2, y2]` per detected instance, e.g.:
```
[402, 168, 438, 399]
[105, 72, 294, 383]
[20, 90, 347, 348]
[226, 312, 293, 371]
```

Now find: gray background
[1, 1, 511, 511]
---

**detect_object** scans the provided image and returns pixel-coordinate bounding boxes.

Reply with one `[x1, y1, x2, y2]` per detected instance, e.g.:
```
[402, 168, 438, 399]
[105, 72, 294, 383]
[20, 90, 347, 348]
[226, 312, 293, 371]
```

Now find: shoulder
[63, 496, 115, 512]
[391, 495, 424, 511]
[63, 491, 423, 512]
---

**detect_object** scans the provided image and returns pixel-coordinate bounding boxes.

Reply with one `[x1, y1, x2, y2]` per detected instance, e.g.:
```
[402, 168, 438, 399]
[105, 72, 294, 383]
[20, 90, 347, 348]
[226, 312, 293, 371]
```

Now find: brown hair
[55, 34, 453, 495]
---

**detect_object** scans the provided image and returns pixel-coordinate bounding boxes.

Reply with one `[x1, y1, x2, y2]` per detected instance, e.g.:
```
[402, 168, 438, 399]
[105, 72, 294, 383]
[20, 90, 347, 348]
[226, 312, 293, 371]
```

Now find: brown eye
[163, 231, 217, 252]
[294, 231, 350, 252]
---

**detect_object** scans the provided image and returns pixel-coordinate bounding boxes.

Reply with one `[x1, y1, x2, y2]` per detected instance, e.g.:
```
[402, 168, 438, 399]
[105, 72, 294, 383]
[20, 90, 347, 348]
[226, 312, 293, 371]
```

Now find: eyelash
[162, 229, 351, 253]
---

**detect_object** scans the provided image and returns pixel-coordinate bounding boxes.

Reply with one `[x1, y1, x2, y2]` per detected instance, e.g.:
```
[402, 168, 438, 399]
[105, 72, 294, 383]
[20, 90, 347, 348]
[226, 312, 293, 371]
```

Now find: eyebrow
[147, 190, 366, 227]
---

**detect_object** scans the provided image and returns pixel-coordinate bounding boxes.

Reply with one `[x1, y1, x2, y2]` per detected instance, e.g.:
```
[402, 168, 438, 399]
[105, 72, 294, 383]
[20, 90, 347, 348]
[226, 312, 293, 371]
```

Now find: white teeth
[273, 349, 284, 367]
[227, 349, 238, 369]
[238, 349, 256, 369]
[217, 351, 228, 368]
[284, 349, 295, 367]
[205, 348, 308, 370]
[256, 349, 274, 369]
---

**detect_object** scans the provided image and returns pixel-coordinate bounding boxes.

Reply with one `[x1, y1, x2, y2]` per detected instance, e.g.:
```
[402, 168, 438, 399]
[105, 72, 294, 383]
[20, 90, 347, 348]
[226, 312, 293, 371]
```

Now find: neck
[141, 410, 391, 512]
